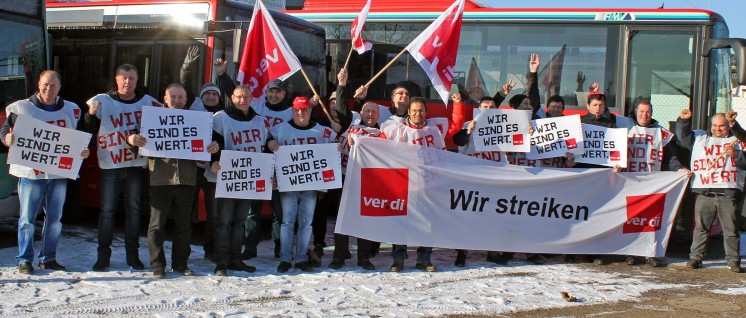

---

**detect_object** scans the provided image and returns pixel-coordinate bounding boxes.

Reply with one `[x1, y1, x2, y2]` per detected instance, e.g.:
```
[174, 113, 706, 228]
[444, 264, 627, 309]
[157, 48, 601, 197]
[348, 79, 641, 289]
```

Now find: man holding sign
[209, 84, 271, 276]
[126, 84, 219, 278]
[267, 96, 338, 273]
[1, 70, 90, 274]
[677, 109, 744, 273]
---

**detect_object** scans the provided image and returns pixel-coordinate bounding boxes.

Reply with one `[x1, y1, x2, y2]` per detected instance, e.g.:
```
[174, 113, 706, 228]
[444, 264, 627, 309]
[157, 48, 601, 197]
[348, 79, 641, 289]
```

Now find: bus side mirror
[703, 38, 746, 85]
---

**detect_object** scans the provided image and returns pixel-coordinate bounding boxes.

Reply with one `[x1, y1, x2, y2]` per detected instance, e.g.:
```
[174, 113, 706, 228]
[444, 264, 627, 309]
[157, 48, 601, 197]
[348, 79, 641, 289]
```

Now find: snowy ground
[0, 226, 743, 317]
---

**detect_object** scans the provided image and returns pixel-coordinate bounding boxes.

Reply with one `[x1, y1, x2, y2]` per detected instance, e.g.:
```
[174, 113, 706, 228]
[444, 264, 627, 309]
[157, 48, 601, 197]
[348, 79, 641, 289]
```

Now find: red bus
[286, 0, 746, 130]
[45, 0, 327, 214]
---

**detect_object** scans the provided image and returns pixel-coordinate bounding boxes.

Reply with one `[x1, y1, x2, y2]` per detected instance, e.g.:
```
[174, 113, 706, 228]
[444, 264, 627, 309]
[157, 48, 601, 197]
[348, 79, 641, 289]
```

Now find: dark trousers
[393, 245, 432, 262]
[97, 167, 147, 264]
[333, 233, 374, 261]
[243, 200, 263, 255]
[313, 188, 342, 246]
[200, 181, 217, 256]
[271, 190, 282, 255]
[215, 198, 253, 266]
[147, 185, 195, 270]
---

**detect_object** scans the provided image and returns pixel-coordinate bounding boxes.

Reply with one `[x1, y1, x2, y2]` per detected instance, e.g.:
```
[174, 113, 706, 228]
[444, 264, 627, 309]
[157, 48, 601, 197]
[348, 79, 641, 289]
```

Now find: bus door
[112, 40, 204, 100]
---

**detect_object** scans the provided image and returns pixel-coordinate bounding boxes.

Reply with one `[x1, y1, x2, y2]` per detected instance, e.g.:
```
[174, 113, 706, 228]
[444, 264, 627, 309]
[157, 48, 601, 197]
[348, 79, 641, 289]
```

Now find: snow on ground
[0, 226, 733, 317]
[709, 287, 746, 295]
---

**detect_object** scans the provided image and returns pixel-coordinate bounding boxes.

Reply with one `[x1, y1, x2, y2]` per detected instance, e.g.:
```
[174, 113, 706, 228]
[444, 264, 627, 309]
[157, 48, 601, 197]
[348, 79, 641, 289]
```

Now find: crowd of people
[1, 52, 743, 278]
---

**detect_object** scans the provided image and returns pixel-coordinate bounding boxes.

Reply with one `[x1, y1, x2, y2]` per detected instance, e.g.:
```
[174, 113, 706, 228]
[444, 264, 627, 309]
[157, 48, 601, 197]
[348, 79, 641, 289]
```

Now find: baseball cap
[199, 83, 221, 97]
[293, 96, 310, 109]
[267, 79, 286, 91]
[329, 91, 337, 101]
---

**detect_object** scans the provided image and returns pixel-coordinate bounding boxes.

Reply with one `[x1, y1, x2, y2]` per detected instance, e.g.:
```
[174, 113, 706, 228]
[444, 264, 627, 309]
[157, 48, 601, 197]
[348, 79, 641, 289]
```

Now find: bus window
[626, 30, 697, 128]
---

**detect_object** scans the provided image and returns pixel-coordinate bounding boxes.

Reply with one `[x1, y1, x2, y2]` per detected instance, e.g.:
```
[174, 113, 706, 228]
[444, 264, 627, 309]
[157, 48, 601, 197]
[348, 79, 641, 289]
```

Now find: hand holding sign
[88, 101, 101, 115]
[127, 134, 146, 147]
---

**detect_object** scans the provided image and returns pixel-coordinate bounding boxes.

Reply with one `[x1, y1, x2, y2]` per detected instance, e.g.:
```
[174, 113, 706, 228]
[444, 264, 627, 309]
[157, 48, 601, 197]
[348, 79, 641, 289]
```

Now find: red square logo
[256, 180, 266, 192]
[322, 169, 335, 182]
[512, 134, 524, 145]
[191, 140, 204, 152]
[323, 128, 331, 139]
[73, 108, 81, 119]
[360, 168, 408, 217]
[566, 138, 577, 149]
[623, 193, 665, 233]
[610, 150, 620, 161]
[58, 157, 74, 170]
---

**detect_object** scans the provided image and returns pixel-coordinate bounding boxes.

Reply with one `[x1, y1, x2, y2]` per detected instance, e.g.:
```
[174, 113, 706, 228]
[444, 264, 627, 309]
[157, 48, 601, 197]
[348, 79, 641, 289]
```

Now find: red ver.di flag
[351, 0, 373, 54]
[7, 115, 92, 180]
[404, 0, 465, 105]
[237, 0, 302, 98]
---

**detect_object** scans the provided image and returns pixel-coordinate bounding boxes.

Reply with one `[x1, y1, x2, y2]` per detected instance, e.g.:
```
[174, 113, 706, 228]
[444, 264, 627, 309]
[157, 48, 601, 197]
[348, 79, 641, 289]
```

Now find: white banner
[576, 124, 628, 168]
[527, 114, 584, 159]
[336, 138, 689, 257]
[473, 109, 530, 153]
[216, 150, 274, 200]
[138, 107, 213, 160]
[274, 143, 343, 192]
[8, 115, 92, 179]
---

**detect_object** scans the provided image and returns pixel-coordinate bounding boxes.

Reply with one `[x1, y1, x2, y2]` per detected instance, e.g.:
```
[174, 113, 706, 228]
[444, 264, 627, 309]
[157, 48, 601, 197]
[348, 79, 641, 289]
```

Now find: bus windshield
[0, 1, 47, 108]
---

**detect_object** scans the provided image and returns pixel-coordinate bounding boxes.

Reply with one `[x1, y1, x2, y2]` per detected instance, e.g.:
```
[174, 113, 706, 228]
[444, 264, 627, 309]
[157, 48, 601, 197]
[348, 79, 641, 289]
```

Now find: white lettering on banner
[274, 143, 343, 192]
[336, 138, 689, 257]
[575, 124, 628, 168]
[138, 107, 213, 160]
[8, 115, 92, 179]
[216, 150, 273, 200]
[473, 109, 530, 153]
[690, 132, 745, 189]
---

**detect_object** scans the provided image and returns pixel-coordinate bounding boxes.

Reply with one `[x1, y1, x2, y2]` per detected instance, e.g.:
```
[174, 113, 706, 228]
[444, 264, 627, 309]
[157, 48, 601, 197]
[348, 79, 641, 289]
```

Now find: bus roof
[288, 0, 723, 24]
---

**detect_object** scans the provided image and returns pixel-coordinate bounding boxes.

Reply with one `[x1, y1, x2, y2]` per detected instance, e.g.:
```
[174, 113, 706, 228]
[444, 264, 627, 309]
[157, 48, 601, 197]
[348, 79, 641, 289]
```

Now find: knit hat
[199, 83, 221, 97]
[329, 91, 337, 101]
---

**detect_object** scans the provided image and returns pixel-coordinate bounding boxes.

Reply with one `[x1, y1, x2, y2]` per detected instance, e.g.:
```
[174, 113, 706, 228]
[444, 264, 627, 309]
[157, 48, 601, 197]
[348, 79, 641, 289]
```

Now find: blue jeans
[16, 178, 67, 264]
[280, 191, 317, 263]
[97, 167, 146, 263]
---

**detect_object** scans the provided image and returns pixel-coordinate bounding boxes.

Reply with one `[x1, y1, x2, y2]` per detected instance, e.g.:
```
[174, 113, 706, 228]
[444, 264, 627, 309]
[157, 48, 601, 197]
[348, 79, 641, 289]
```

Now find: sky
[481, 0, 745, 38]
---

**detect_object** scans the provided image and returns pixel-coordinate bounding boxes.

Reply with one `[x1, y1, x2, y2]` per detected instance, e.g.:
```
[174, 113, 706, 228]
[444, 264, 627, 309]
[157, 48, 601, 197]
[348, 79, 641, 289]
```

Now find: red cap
[293, 96, 311, 109]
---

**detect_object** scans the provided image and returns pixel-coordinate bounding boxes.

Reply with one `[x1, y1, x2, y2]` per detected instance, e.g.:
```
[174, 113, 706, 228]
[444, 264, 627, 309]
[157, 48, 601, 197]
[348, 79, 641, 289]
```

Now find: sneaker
[592, 257, 608, 265]
[647, 257, 664, 267]
[313, 244, 325, 258]
[173, 266, 194, 276]
[358, 259, 376, 270]
[38, 260, 67, 271]
[727, 259, 742, 273]
[527, 254, 546, 265]
[307, 250, 322, 267]
[92, 259, 110, 272]
[328, 259, 345, 270]
[295, 261, 313, 272]
[455, 252, 467, 267]
[686, 258, 702, 269]
[153, 267, 166, 279]
[390, 260, 404, 272]
[241, 251, 257, 261]
[228, 261, 256, 273]
[128, 258, 145, 271]
[415, 262, 437, 272]
[18, 262, 34, 275]
[625, 256, 637, 265]
[214, 264, 227, 276]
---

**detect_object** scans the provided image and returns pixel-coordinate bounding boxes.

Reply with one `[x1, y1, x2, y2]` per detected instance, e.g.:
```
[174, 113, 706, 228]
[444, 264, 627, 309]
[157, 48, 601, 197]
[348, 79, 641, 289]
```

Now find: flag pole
[706, 139, 738, 170]
[299, 68, 334, 123]
[343, 47, 354, 70]
[363, 47, 408, 88]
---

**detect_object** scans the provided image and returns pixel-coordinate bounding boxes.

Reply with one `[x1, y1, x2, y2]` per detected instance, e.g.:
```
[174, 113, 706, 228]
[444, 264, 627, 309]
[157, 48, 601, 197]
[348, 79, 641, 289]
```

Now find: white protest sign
[215, 150, 274, 200]
[473, 109, 530, 152]
[8, 115, 92, 179]
[138, 107, 213, 160]
[527, 115, 584, 159]
[274, 143, 342, 192]
[576, 124, 628, 168]
[690, 134, 742, 189]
